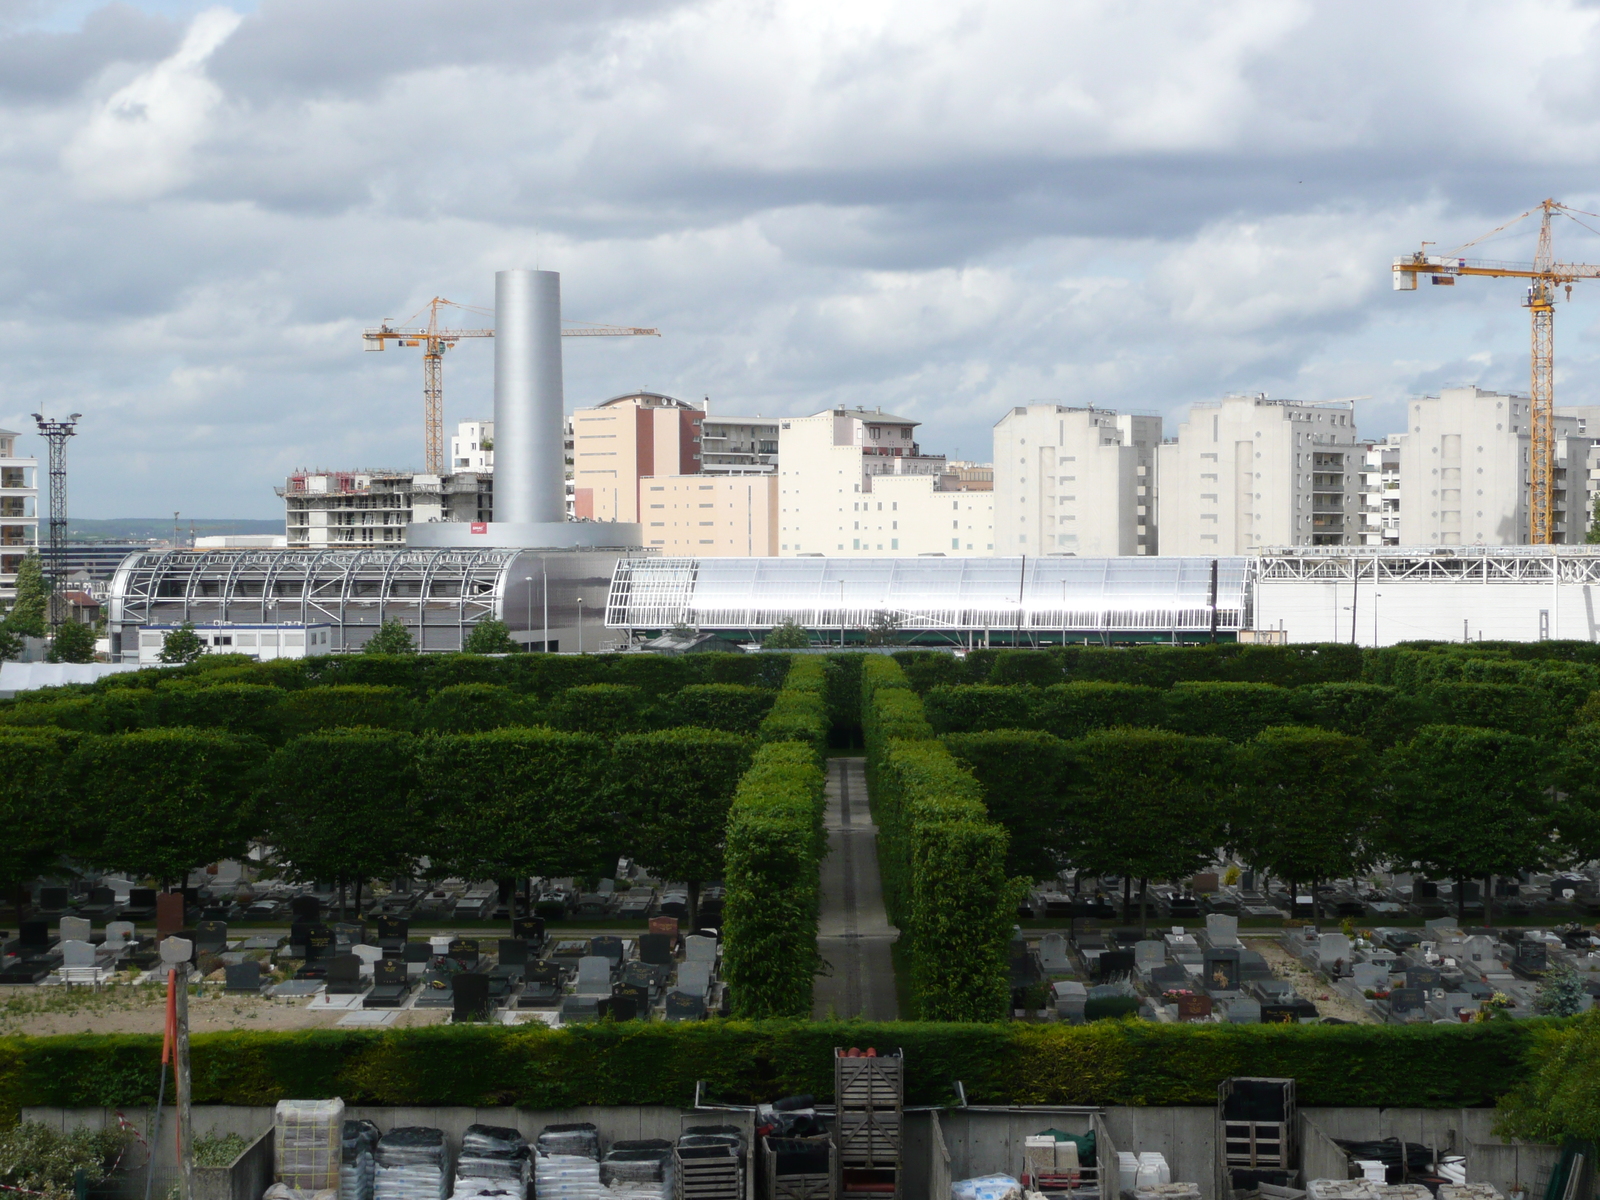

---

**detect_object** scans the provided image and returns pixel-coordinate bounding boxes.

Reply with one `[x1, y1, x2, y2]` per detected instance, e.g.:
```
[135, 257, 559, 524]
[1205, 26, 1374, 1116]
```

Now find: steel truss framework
[1254, 546, 1600, 585]
[606, 555, 1251, 638]
[109, 546, 520, 652]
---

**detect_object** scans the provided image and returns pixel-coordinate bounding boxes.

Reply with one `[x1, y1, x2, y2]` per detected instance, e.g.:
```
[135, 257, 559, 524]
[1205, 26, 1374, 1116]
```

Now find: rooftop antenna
[30, 412, 80, 629]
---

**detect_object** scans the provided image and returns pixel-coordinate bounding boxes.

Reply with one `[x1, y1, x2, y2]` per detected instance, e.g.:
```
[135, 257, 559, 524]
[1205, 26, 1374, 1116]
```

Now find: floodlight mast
[30, 412, 79, 628]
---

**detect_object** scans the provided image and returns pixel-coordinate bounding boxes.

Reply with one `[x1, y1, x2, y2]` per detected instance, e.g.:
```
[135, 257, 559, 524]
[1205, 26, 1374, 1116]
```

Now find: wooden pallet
[833, 1051, 902, 1112]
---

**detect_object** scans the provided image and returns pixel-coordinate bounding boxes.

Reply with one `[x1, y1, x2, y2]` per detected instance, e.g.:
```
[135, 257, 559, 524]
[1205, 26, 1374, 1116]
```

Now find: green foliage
[462, 619, 518, 655]
[0, 731, 80, 891]
[1497, 1011, 1600, 1142]
[0, 624, 22, 663]
[159, 622, 207, 664]
[308, 654, 427, 691]
[942, 731, 1073, 880]
[362, 620, 417, 655]
[762, 620, 810, 649]
[418, 684, 538, 733]
[1287, 682, 1426, 750]
[276, 685, 416, 738]
[72, 728, 264, 884]
[262, 729, 424, 895]
[1034, 682, 1164, 739]
[1536, 967, 1587, 1018]
[923, 685, 1037, 734]
[989, 650, 1067, 688]
[671, 684, 777, 734]
[722, 742, 827, 1018]
[1426, 681, 1553, 738]
[0, 1121, 131, 1200]
[608, 729, 757, 924]
[890, 650, 976, 694]
[1383, 725, 1551, 892]
[149, 682, 286, 738]
[419, 728, 613, 883]
[7, 553, 46, 639]
[1552, 724, 1600, 864]
[1234, 727, 1378, 897]
[1161, 681, 1293, 740]
[46, 621, 95, 664]
[544, 683, 650, 736]
[758, 656, 829, 748]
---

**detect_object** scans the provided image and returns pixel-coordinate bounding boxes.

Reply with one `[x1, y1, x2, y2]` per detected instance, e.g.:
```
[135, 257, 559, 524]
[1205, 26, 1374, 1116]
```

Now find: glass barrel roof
[606, 556, 1249, 633]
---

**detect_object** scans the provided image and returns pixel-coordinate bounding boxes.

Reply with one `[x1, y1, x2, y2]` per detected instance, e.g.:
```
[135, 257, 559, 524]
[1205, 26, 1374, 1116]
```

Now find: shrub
[276, 685, 417, 737]
[1034, 682, 1163, 739]
[1288, 682, 1428, 749]
[989, 651, 1067, 687]
[721, 742, 828, 1017]
[758, 657, 829, 749]
[923, 685, 1038, 734]
[544, 683, 650, 735]
[1162, 681, 1292, 740]
[148, 682, 286, 738]
[671, 684, 777, 734]
[891, 650, 977, 694]
[418, 684, 539, 733]
[1427, 682, 1553, 737]
[942, 730, 1072, 881]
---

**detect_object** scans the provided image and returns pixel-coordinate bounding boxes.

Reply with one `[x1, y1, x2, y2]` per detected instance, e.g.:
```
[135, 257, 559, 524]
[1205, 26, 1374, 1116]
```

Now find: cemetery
[6, 642, 1600, 1198]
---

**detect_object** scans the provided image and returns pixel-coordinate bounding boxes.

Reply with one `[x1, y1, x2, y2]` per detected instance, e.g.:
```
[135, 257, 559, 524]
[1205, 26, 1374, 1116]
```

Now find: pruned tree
[462, 619, 518, 655]
[47, 622, 95, 664]
[363, 619, 416, 655]
[762, 620, 810, 650]
[7, 553, 46, 638]
[159, 623, 207, 664]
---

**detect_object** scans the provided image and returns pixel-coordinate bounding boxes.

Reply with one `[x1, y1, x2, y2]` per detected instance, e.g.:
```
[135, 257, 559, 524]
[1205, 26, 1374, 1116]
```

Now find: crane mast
[1394, 198, 1600, 545]
[364, 298, 659, 474]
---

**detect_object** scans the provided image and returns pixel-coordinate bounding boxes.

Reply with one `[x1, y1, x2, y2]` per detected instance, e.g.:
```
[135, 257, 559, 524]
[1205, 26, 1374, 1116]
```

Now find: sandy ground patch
[1247, 935, 1376, 1024]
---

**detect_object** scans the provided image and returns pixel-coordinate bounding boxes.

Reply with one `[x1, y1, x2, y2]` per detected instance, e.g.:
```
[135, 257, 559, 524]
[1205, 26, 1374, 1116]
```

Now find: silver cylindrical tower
[494, 269, 566, 524]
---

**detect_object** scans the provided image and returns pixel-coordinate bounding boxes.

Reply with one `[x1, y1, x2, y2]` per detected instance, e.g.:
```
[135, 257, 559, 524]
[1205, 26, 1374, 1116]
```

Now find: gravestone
[448, 938, 480, 968]
[1177, 993, 1213, 1021]
[225, 961, 262, 992]
[1415, 881, 1438, 900]
[351, 945, 384, 973]
[576, 956, 612, 996]
[1150, 964, 1188, 991]
[589, 935, 624, 965]
[127, 888, 158, 915]
[497, 939, 529, 966]
[373, 957, 406, 986]
[1039, 934, 1071, 975]
[288, 920, 313, 957]
[1317, 933, 1353, 969]
[1406, 966, 1443, 990]
[677, 961, 712, 999]
[1463, 935, 1497, 965]
[1260, 1003, 1300, 1024]
[560, 995, 600, 1023]
[525, 960, 561, 986]
[18, 920, 49, 953]
[104, 921, 136, 954]
[612, 985, 648, 1019]
[1134, 941, 1165, 971]
[1239, 950, 1272, 980]
[1515, 942, 1549, 973]
[684, 935, 717, 963]
[1351, 963, 1387, 990]
[639, 934, 673, 966]
[304, 924, 334, 962]
[1096, 949, 1134, 983]
[603, 993, 640, 1022]
[1390, 987, 1426, 1015]
[664, 991, 706, 1021]
[1192, 872, 1219, 893]
[160, 936, 193, 965]
[194, 920, 228, 954]
[1225, 998, 1261, 1023]
[1202, 949, 1242, 992]
[658, 894, 688, 920]
[648, 916, 680, 941]
[289, 896, 321, 921]
[155, 893, 185, 939]
[333, 922, 366, 948]
[375, 916, 408, 947]
[59, 939, 95, 968]
[623, 961, 662, 992]
[453, 973, 491, 1022]
[324, 954, 364, 994]
[59, 915, 91, 943]
[86, 887, 116, 910]
[1205, 914, 1240, 947]
[38, 886, 70, 912]
[512, 916, 545, 944]
[403, 941, 431, 963]
[1240, 871, 1255, 891]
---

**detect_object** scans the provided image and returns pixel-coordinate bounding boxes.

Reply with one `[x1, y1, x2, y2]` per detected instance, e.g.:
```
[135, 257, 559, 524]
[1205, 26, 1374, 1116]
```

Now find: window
[951, 538, 960, 549]
[891, 539, 899, 549]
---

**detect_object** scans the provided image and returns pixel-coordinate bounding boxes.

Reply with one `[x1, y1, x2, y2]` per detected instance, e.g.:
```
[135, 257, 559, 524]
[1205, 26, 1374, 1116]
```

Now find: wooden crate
[679, 1146, 743, 1200]
[836, 1112, 900, 1167]
[764, 1136, 834, 1200]
[833, 1050, 902, 1112]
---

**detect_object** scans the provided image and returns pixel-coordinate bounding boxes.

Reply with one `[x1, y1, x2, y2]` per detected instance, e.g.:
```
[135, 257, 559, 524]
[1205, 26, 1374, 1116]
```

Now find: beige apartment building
[1158, 395, 1361, 554]
[640, 474, 778, 555]
[992, 404, 1160, 556]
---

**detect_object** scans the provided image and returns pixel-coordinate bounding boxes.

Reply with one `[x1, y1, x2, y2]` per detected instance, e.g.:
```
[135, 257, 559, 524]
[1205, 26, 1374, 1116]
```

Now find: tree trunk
[1484, 875, 1494, 930]
[688, 879, 701, 934]
[353, 877, 363, 921]
[1122, 875, 1132, 924]
[1138, 878, 1148, 938]
[1312, 877, 1320, 923]
[339, 878, 347, 922]
[1458, 877, 1466, 926]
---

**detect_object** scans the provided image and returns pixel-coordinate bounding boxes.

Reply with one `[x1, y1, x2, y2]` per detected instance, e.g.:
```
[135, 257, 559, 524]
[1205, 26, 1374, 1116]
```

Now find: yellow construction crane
[363, 297, 660, 474]
[1394, 198, 1600, 543]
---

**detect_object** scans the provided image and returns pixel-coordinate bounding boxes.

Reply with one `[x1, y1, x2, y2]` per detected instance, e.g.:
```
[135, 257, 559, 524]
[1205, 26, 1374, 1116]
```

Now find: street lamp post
[524, 576, 533, 652]
[839, 579, 845, 648]
[577, 596, 584, 654]
[542, 566, 549, 654]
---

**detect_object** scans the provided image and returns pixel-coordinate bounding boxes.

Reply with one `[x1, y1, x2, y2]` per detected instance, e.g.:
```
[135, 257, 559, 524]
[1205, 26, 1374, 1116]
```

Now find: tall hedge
[758, 656, 829, 747]
[672, 684, 777, 735]
[0, 1019, 1536, 1120]
[1161, 681, 1293, 740]
[941, 730, 1072, 880]
[418, 684, 538, 733]
[276, 685, 416, 737]
[923, 685, 1036, 734]
[544, 684, 650, 736]
[863, 657, 1019, 1022]
[149, 682, 287, 738]
[721, 742, 828, 1018]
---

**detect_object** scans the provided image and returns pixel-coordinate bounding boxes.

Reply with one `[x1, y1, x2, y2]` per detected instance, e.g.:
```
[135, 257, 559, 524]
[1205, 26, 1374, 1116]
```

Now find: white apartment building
[1395, 385, 1589, 546]
[992, 405, 1160, 556]
[0, 429, 38, 596]
[451, 420, 494, 471]
[279, 469, 492, 548]
[1158, 395, 1361, 554]
[777, 406, 993, 556]
[1359, 440, 1401, 546]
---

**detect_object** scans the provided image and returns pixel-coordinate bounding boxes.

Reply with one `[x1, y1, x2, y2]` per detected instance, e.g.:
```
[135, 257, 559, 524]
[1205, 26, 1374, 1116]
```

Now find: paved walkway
[813, 756, 899, 1020]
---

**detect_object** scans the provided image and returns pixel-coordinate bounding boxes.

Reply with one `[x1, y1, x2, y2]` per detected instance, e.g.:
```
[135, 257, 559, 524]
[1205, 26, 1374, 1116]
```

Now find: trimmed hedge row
[0, 1018, 1539, 1120]
[758, 656, 829, 747]
[893, 645, 1364, 692]
[923, 679, 1576, 744]
[0, 680, 778, 742]
[721, 743, 828, 1018]
[862, 657, 1019, 1022]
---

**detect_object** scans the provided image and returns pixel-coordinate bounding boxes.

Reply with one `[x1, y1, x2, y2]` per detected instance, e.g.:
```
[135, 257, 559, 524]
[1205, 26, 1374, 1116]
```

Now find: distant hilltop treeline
[65, 517, 284, 543]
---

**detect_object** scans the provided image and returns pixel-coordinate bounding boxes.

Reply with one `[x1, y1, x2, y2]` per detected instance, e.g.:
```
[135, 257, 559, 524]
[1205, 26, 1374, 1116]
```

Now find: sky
[10, 0, 1600, 517]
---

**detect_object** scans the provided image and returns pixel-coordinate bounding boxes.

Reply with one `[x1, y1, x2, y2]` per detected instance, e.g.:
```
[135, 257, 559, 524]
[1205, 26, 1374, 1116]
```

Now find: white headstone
[1463, 935, 1497, 964]
[1318, 933, 1353, 966]
[1351, 963, 1387, 990]
[429, 935, 452, 954]
[352, 945, 383, 973]
[576, 956, 612, 995]
[104, 921, 135, 950]
[1051, 980, 1087, 1000]
[59, 915, 91, 943]
[1039, 934, 1070, 973]
[160, 936, 192, 964]
[60, 939, 95, 968]
[1205, 914, 1240, 946]
[1135, 940, 1165, 968]
[677, 961, 712, 998]
[684, 935, 717, 962]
